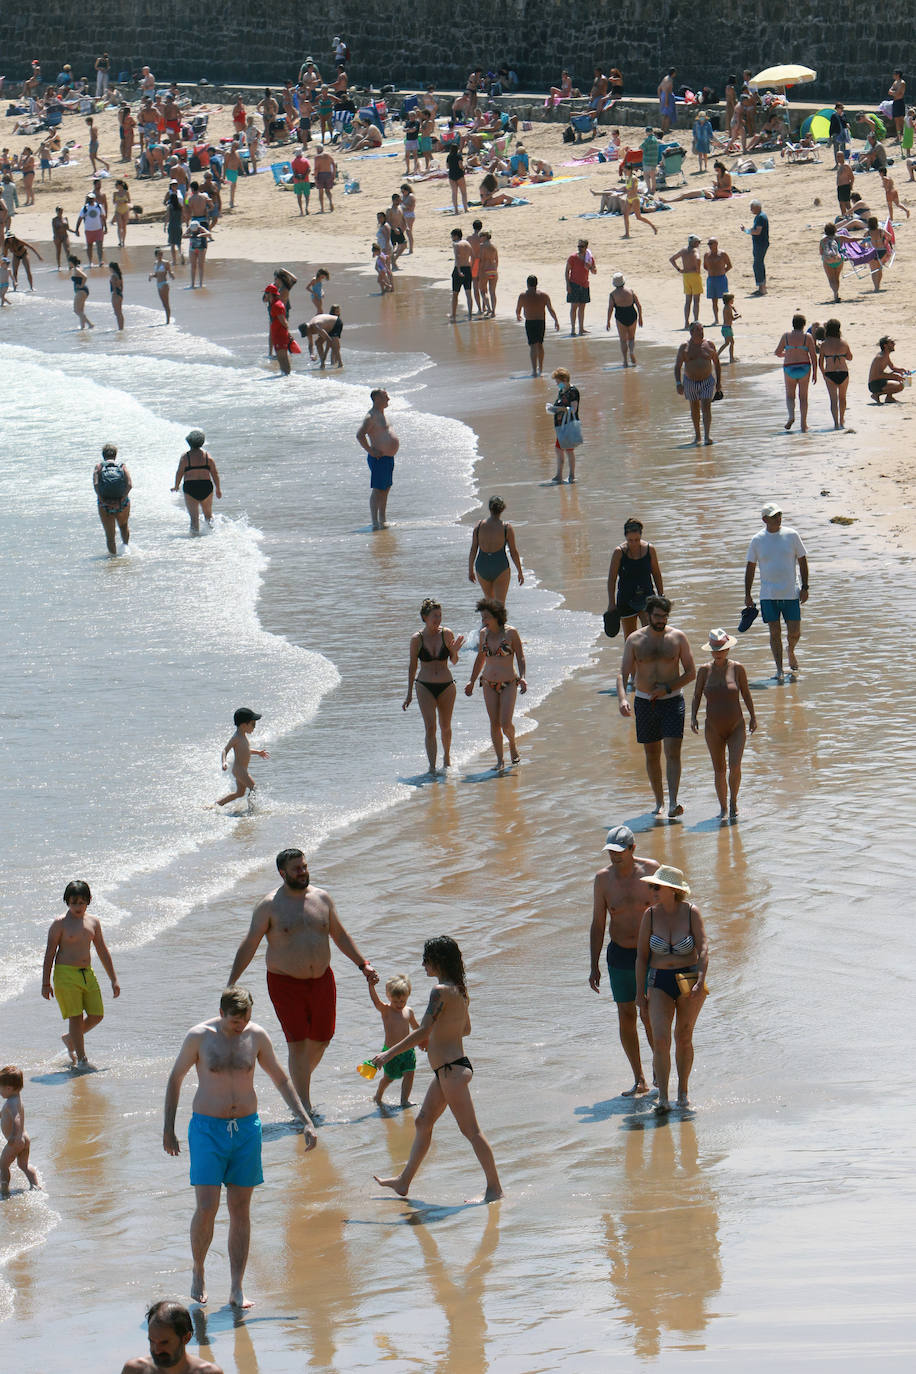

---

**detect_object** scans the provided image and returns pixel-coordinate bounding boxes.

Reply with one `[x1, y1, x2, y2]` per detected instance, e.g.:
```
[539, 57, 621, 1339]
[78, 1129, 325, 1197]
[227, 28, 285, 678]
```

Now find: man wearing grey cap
[589, 826, 659, 1096]
[745, 503, 808, 683]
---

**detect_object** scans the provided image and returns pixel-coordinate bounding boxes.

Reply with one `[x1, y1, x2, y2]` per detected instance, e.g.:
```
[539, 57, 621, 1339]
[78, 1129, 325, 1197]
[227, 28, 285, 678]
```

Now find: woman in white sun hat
[691, 627, 757, 820]
[635, 865, 709, 1112]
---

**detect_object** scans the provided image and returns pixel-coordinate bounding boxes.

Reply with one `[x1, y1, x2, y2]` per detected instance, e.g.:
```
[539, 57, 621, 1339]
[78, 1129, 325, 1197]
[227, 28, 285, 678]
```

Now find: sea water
[0, 266, 597, 1009]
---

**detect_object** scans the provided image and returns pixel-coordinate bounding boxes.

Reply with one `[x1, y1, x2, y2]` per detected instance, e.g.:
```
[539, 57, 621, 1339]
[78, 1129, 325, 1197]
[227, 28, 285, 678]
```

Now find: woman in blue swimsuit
[775, 311, 819, 432]
[468, 495, 524, 604]
[403, 598, 465, 774]
[635, 865, 709, 1112]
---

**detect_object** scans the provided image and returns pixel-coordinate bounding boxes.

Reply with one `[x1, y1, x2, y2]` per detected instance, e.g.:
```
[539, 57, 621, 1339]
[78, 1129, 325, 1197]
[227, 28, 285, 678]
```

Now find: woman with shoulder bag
[549, 366, 582, 483]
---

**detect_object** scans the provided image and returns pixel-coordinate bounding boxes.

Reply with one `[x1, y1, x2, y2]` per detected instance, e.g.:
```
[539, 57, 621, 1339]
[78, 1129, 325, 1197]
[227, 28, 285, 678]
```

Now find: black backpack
[97, 459, 128, 503]
[562, 124, 575, 144]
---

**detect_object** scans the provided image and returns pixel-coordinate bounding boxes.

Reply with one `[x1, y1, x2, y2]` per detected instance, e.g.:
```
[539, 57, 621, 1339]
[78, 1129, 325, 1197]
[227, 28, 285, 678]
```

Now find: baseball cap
[604, 825, 635, 852]
[761, 502, 782, 518]
[233, 707, 262, 725]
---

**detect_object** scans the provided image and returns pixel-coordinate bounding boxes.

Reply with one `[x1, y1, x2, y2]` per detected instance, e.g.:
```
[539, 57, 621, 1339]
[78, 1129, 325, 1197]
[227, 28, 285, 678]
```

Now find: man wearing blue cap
[589, 826, 659, 1096]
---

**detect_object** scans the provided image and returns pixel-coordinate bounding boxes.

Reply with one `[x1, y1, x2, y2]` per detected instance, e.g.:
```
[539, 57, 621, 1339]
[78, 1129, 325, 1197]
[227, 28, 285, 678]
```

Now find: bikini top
[185, 450, 210, 471]
[648, 905, 696, 956]
[418, 632, 449, 662]
[482, 631, 512, 657]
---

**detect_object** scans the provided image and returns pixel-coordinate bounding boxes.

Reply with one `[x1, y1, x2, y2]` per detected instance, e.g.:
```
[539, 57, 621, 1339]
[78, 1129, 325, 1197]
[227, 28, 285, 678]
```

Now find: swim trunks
[682, 373, 716, 401]
[566, 282, 590, 304]
[892, 98, 906, 119]
[266, 966, 336, 1043]
[760, 598, 800, 623]
[85, 228, 104, 245]
[606, 941, 638, 1004]
[315, 170, 334, 189]
[721, 324, 734, 339]
[381, 1047, 417, 1080]
[633, 692, 685, 743]
[53, 964, 104, 1020]
[869, 378, 889, 395]
[660, 92, 676, 120]
[367, 453, 395, 490]
[525, 318, 546, 344]
[682, 272, 702, 294]
[706, 273, 728, 299]
[451, 264, 472, 292]
[293, 180, 311, 196]
[188, 1111, 263, 1188]
[226, 168, 239, 184]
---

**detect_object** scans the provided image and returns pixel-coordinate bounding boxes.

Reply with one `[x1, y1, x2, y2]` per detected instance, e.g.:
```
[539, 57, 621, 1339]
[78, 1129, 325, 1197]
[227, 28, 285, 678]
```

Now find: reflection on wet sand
[192, 1306, 260, 1374]
[604, 1120, 721, 1359]
[49, 1073, 114, 1211]
[400, 1205, 500, 1374]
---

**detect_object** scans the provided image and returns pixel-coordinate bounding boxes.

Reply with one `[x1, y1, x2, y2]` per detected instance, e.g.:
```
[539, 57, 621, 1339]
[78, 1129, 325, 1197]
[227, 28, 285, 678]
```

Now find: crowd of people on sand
[2, 45, 912, 1365]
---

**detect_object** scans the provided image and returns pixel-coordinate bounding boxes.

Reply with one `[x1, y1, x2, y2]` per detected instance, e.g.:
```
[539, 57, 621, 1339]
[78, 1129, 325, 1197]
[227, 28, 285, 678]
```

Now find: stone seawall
[0, 5, 904, 104]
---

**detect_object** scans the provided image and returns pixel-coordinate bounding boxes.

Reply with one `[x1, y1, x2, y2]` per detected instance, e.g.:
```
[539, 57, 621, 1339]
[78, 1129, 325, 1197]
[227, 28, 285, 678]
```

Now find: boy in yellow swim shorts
[41, 880, 120, 1067]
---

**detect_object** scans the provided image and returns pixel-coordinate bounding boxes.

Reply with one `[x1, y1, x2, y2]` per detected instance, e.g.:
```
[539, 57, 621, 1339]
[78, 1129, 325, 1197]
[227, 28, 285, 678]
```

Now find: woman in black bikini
[818, 318, 853, 430]
[464, 597, 526, 771]
[372, 935, 503, 1202]
[606, 271, 643, 367]
[403, 598, 465, 774]
[635, 866, 709, 1112]
[171, 429, 222, 533]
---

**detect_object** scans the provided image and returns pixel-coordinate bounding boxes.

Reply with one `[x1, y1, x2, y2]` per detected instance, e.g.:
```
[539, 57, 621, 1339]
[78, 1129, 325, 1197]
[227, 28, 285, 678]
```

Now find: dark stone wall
[0, 3, 908, 102]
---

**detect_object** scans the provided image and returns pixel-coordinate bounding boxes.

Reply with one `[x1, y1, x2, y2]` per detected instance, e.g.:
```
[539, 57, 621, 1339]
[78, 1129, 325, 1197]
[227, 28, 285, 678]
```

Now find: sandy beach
[2, 94, 916, 1372]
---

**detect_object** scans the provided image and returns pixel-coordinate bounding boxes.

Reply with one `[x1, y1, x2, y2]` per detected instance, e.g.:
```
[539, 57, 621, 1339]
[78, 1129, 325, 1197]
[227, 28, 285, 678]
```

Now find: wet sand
[3, 265, 915, 1371]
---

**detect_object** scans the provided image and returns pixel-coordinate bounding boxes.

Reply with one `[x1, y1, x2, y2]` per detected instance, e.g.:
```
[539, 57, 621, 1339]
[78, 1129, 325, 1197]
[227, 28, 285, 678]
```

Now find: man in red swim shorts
[228, 849, 378, 1114]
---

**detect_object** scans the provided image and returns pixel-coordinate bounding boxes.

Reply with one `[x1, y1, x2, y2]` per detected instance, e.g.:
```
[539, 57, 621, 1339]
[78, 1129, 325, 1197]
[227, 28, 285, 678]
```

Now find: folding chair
[270, 161, 293, 187]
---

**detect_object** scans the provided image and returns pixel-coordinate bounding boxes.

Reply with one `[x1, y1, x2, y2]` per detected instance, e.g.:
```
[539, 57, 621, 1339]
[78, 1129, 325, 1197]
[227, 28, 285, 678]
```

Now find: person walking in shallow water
[745, 502, 809, 684]
[468, 495, 524, 604]
[691, 629, 757, 819]
[403, 598, 465, 774]
[373, 936, 503, 1202]
[465, 597, 527, 771]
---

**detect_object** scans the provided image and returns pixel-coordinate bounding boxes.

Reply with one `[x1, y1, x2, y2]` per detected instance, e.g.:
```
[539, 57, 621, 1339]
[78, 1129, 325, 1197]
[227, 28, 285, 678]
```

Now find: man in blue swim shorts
[356, 387, 400, 529]
[589, 825, 660, 1097]
[616, 594, 696, 819]
[744, 502, 809, 683]
[163, 985, 317, 1310]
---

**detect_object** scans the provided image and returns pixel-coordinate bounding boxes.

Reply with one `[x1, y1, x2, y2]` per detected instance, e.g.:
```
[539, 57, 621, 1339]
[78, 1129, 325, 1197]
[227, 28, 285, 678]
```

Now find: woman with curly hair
[465, 597, 527, 771]
[403, 599, 465, 774]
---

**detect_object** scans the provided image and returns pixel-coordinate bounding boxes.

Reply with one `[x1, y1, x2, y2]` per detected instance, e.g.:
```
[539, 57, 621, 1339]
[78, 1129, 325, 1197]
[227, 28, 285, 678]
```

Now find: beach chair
[785, 141, 820, 164]
[332, 109, 354, 138]
[618, 147, 643, 178]
[839, 220, 896, 279]
[571, 113, 595, 142]
[270, 161, 293, 187]
[657, 146, 686, 186]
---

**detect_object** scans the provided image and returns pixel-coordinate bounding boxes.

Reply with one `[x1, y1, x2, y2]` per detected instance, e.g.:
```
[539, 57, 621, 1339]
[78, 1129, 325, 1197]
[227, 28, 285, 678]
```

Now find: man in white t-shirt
[744, 502, 809, 683]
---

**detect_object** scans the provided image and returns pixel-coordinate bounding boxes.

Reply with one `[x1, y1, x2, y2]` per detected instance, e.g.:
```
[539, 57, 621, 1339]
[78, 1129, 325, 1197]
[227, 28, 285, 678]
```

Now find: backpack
[97, 459, 128, 503]
[562, 125, 575, 144]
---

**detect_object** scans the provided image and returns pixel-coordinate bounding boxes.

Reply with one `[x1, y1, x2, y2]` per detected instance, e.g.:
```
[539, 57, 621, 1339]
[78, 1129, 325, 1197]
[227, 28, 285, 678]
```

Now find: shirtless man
[616, 594, 696, 818]
[163, 986, 316, 1309]
[449, 226, 473, 321]
[702, 238, 732, 324]
[467, 219, 485, 315]
[313, 147, 336, 212]
[589, 826, 659, 1095]
[121, 1300, 224, 1374]
[675, 322, 722, 445]
[670, 235, 702, 329]
[302, 306, 343, 367]
[356, 387, 399, 529]
[227, 850, 378, 1113]
[867, 334, 907, 403]
[387, 193, 408, 267]
[515, 274, 559, 376]
[889, 69, 906, 142]
[224, 140, 243, 210]
[478, 232, 498, 317]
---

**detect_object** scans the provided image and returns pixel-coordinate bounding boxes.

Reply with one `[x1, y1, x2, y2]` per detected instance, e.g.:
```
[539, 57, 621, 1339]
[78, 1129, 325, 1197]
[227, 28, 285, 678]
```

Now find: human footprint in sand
[42, 879, 119, 1067]
[373, 936, 503, 1202]
[163, 986, 317, 1310]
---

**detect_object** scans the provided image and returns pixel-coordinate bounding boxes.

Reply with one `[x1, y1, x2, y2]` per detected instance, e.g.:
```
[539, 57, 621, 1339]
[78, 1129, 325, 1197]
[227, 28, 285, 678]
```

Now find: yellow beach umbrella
[751, 64, 817, 89]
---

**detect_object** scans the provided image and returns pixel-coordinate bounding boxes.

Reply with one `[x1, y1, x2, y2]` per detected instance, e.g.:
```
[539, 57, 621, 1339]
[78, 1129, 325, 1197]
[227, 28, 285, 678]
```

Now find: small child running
[879, 167, 911, 220]
[718, 294, 740, 363]
[367, 974, 421, 1107]
[217, 707, 269, 806]
[0, 1067, 41, 1195]
[41, 880, 120, 1067]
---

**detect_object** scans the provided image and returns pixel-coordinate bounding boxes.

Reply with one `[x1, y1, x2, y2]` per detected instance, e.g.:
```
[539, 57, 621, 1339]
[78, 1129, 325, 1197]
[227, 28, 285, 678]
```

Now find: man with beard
[121, 1300, 223, 1371]
[228, 850, 379, 1114]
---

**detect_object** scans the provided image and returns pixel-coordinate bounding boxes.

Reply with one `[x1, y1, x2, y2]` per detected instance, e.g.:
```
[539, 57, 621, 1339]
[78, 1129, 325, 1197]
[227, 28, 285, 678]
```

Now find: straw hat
[708, 628, 737, 652]
[647, 865, 691, 895]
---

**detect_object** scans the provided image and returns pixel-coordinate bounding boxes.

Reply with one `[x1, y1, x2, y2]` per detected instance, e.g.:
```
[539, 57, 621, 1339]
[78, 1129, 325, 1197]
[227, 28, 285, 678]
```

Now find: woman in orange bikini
[690, 628, 757, 819]
[464, 597, 527, 771]
[403, 598, 465, 774]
